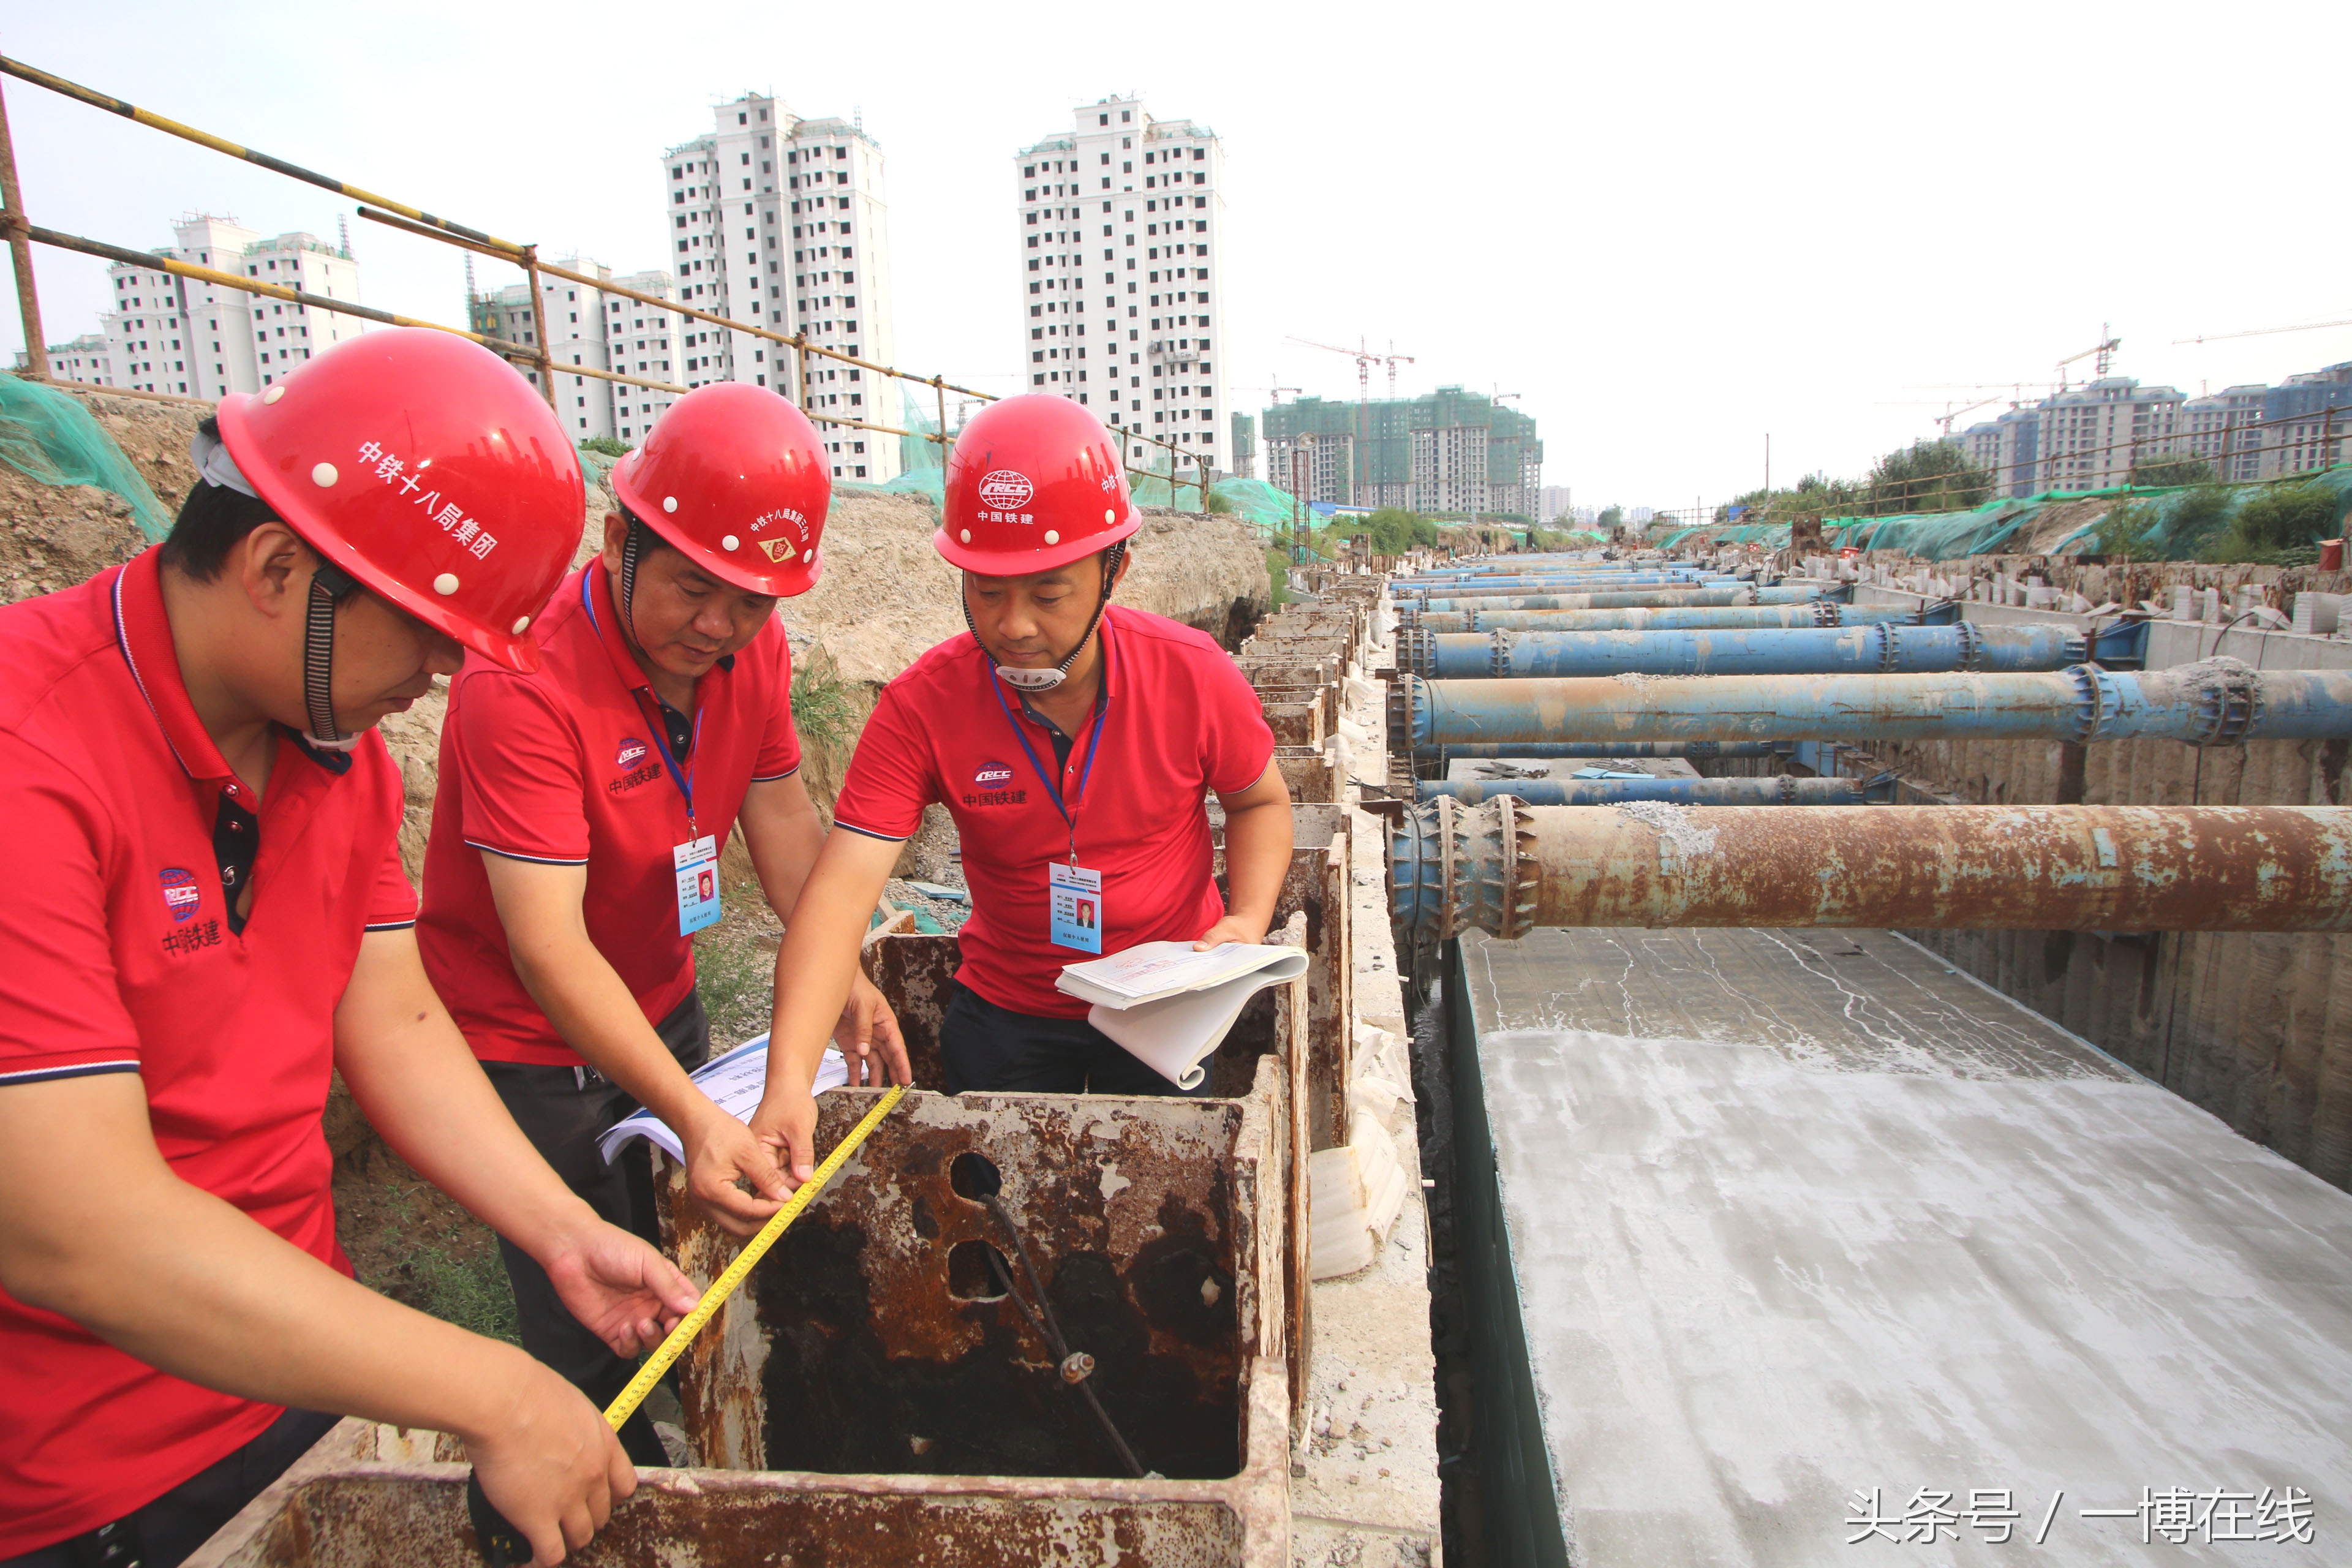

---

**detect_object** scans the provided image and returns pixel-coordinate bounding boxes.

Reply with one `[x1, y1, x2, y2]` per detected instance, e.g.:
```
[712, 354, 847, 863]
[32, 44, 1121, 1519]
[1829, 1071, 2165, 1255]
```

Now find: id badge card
[1049, 862, 1104, 953]
[673, 835, 722, 936]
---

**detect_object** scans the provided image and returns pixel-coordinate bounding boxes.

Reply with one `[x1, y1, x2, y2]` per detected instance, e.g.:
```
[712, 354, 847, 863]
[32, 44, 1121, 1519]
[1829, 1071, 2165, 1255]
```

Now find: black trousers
[3, 1406, 339, 1568]
[940, 981, 1213, 1097]
[481, 992, 710, 1468]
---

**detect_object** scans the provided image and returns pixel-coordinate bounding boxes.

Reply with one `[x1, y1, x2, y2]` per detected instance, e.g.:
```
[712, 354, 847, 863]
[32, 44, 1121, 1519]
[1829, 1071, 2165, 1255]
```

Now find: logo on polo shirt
[963, 759, 1025, 809]
[977, 470, 1034, 511]
[617, 738, 649, 771]
[159, 867, 201, 923]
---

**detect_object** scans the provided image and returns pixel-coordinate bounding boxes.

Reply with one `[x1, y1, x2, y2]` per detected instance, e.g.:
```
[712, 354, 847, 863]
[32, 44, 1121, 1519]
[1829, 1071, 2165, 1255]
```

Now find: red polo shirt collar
[110, 550, 262, 811]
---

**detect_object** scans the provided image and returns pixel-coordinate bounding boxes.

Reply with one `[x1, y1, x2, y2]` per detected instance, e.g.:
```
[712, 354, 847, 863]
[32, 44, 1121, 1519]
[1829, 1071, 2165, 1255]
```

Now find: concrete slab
[1455, 926, 2352, 1567]
[1291, 613, 1445, 1568]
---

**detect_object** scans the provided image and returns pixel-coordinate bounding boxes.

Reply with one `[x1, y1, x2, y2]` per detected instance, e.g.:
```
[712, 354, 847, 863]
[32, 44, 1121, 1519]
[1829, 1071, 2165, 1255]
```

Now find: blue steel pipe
[1414, 772, 1899, 806]
[1398, 620, 2150, 680]
[1408, 602, 1965, 633]
[1419, 741, 1789, 761]
[1389, 661, 2352, 752]
[1395, 575, 1727, 594]
[1406, 586, 1831, 614]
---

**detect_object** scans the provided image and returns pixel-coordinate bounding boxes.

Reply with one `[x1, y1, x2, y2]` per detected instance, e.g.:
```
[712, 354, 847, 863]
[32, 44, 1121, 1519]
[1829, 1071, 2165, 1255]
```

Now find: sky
[6, 0, 2348, 516]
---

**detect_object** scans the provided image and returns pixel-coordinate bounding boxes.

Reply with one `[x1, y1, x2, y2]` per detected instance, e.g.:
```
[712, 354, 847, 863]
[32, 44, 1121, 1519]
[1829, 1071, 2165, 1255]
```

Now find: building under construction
[1262, 388, 1543, 518]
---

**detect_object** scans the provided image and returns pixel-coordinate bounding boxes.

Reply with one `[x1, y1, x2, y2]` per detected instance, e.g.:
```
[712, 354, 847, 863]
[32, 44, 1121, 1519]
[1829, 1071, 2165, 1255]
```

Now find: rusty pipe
[1387, 661, 2352, 753]
[1389, 800, 2352, 938]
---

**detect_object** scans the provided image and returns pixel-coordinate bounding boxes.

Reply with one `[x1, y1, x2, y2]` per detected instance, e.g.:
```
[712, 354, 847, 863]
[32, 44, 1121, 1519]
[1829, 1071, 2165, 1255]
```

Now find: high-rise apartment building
[474, 259, 688, 447]
[1016, 97, 1227, 476]
[662, 93, 900, 482]
[1959, 361, 2351, 494]
[2177, 384, 2268, 482]
[75, 215, 361, 398]
[1262, 389, 1542, 516]
[1959, 404, 2044, 498]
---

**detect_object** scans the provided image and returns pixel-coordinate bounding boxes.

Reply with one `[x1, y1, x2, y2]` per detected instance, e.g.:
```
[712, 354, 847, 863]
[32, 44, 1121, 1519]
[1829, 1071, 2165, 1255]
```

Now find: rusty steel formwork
[182, 737, 1338, 1568]
[187, 1057, 1302, 1568]
[1390, 797, 2352, 943]
[1217, 804, 1354, 1153]
[1259, 686, 1341, 739]
[1273, 745, 1343, 805]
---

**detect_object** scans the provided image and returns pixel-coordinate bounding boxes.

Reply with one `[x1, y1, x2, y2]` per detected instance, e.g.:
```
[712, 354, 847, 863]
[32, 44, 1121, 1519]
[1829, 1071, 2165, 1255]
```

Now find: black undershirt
[1020, 696, 1077, 772]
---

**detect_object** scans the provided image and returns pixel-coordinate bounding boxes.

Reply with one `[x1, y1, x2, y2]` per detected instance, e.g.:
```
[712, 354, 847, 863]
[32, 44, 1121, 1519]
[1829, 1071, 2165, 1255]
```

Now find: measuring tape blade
[604, 1083, 907, 1431]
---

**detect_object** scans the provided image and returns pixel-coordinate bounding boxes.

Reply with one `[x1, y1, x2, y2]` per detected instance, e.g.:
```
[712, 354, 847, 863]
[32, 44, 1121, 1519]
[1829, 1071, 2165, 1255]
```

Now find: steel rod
[1, 55, 523, 255]
[0, 74, 47, 378]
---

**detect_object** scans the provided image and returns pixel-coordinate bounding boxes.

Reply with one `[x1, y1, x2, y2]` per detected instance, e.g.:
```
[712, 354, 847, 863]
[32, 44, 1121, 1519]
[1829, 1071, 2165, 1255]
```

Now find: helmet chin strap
[301, 559, 364, 750]
[966, 542, 1125, 693]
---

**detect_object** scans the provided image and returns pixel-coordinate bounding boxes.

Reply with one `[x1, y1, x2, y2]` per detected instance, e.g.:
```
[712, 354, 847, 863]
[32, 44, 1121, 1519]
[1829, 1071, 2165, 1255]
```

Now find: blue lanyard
[584, 567, 704, 832]
[986, 635, 1112, 865]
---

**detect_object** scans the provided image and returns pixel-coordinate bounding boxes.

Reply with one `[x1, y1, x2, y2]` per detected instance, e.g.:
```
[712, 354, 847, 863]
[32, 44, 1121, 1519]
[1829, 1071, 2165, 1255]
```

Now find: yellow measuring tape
[601, 1083, 907, 1430]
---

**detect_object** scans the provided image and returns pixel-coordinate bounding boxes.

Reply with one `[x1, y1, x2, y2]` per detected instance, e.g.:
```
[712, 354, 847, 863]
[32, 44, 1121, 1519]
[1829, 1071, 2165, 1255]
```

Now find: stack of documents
[598, 1036, 850, 1165]
[1057, 941, 1311, 1091]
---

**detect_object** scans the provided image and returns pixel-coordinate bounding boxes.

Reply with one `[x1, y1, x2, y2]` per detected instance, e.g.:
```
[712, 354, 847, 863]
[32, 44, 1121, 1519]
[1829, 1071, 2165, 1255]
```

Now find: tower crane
[1287, 336, 1416, 403]
[2056, 324, 2121, 389]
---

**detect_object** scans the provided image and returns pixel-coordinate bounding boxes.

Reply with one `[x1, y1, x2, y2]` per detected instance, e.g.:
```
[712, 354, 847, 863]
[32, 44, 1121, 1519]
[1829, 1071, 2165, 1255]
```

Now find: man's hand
[834, 970, 912, 1087]
[536, 1218, 703, 1355]
[676, 1104, 793, 1239]
[1194, 912, 1269, 951]
[750, 1085, 819, 1192]
[464, 1358, 638, 1567]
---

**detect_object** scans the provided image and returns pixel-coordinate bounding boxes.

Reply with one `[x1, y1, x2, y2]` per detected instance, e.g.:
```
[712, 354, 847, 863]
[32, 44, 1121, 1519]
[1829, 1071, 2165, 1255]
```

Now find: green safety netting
[1657, 521, 1792, 550]
[0, 374, 173, 541]
[1208, 477, 1309, 533]
[1820, 469, 2352, 560]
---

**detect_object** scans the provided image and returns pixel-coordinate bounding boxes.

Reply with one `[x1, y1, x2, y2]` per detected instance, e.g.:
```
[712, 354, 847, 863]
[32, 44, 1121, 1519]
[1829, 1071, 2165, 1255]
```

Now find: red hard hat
[609, 382, 829, 597]
[213, 328, 583, 672]
[937, 394, 1139, 575]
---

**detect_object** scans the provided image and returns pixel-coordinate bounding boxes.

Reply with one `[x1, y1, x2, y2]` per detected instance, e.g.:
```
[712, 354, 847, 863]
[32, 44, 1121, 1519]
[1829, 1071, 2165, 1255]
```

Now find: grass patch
[353, 1181, 519, 1344]
[695, 906, 779, 1049]
[1266, 548, 1291, 607]
[789, 663, 862, 756]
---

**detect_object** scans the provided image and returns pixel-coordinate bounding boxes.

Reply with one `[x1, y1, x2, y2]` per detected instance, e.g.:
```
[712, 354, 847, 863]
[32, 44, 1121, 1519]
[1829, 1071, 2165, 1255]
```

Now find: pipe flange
[1488, 628, 1515, 679]
[1386, 676, 1409, 756]
[1400, 627, 1435, 680]
[1494, 795, 1542, 940]
[1813, 600, 1842, 627]
[1777, 773, 1800, 804]
[1688, 740, 1721, 760]
[2065, 663, 2111, 743]
[1956, 620, 1983, 671]
[2191, 658, 2261, 748]
[1877, 622, 1902, 673]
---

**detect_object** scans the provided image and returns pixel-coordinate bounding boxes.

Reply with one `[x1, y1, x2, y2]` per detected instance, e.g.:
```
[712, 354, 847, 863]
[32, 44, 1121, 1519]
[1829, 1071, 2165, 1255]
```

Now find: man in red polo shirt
[417, 383, 905, 1467]
[745, 396, 1291, 1170]
[0, 330, 698, 1568]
